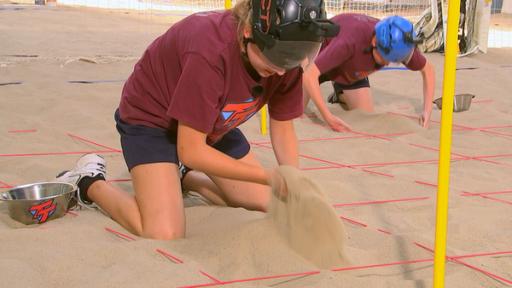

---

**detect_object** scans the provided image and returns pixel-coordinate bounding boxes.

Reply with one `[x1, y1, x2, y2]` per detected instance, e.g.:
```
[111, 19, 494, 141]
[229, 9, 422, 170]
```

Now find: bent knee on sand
[137, 225, 185, 240]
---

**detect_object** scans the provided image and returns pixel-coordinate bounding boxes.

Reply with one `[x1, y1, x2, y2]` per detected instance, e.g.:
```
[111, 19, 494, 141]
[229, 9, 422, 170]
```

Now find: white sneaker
[56, 154, 106, 209]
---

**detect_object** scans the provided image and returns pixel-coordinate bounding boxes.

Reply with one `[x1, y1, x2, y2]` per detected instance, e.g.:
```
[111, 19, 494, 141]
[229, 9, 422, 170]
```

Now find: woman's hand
[325, 114, 352, 132]
[268, 169, 288, 201]
[419, 108, 432, 128]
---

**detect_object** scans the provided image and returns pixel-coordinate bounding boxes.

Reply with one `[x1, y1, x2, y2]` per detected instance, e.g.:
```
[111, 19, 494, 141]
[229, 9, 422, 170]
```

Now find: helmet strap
[241, 37, 262, 82]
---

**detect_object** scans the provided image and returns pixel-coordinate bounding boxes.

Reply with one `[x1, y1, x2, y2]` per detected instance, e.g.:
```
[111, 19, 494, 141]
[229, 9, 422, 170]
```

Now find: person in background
[303, 14, 435, 132]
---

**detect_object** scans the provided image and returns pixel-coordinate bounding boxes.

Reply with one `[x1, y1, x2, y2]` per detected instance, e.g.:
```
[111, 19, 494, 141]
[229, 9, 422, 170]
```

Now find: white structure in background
[55, 0, 511, 49]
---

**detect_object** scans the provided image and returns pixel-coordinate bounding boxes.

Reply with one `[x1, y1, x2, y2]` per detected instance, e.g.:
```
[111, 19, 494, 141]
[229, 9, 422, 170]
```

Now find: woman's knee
[140, 225, 184, 240]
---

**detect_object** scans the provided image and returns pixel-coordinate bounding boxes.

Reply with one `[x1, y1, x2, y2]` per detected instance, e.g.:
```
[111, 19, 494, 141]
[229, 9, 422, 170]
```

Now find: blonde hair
[231, 0, 252, 47]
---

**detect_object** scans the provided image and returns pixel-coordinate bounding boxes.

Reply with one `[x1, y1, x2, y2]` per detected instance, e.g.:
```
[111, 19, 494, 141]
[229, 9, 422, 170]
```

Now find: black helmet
[250, 0, 339, 70]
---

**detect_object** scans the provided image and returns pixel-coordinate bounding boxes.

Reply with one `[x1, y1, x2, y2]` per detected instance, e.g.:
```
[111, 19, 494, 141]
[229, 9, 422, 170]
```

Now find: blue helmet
[375, 16, 416, 63]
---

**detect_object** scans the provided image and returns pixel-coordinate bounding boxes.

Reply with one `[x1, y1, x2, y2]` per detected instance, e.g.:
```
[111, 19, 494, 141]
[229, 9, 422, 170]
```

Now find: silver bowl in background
[0, 182, 76, 225]
[433, 93, 475, 112]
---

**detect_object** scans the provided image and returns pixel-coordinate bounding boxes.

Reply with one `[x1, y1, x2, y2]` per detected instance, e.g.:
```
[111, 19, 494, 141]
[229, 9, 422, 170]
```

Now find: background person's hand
[325, 114, 352, 132]
[419, 110, 432, 128]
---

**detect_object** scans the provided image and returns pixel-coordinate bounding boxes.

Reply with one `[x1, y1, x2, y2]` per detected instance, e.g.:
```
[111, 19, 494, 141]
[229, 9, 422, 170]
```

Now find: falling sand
[269, 166, 346, 269]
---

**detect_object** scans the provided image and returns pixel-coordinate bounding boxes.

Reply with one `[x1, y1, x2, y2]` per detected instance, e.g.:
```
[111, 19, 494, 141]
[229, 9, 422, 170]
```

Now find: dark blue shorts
[318, 74, 370, 95]
[114, 110, 250, 171]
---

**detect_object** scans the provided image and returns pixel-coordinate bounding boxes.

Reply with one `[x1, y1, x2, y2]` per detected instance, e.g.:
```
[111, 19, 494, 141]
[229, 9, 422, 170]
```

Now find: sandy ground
[1, 3, 511, 287]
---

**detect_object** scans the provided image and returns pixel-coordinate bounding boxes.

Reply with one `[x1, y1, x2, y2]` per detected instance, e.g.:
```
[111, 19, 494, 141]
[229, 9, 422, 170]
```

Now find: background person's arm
[419, 60, 435, 128]
[303, 63, 351, 132]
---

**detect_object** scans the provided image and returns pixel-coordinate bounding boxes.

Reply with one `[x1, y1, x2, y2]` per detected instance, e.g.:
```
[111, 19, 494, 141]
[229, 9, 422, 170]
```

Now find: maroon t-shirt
[119, 11, 303, 144]
[315, 13, 426, 85]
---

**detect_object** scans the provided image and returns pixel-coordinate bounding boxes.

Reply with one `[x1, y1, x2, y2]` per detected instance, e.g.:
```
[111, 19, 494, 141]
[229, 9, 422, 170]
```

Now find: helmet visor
[262, 39, 321, 70]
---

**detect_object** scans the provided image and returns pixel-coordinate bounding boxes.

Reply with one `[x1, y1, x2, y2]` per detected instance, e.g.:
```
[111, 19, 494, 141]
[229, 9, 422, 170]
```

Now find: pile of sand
[269, 166, 346, 269]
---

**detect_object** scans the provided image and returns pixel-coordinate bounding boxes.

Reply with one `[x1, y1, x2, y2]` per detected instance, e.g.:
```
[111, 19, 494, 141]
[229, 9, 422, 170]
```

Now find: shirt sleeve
[404, 48, 427, 71]
[314, 39, 354, 75]
[166, 53, 224, 134]
[268, 68, 303, 121]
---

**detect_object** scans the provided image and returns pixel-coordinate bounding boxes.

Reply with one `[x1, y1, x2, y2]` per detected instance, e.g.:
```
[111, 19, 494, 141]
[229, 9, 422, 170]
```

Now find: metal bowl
[433, 94, 475, 112]
[0, 182, 76, 225]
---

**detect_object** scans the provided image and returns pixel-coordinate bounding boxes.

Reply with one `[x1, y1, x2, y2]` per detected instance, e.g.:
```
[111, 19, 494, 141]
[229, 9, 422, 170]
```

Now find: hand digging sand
[268, 166, 346, 269]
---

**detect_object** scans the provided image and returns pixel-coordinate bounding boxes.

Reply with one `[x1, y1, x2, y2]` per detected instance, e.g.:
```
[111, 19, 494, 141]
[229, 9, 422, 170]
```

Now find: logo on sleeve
[221, 97, 260, 128]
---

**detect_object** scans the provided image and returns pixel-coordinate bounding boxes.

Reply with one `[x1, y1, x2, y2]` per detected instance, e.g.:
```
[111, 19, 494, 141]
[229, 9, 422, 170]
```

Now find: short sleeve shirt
[314, 13, 426, 85]
[119, 11, 303, 144]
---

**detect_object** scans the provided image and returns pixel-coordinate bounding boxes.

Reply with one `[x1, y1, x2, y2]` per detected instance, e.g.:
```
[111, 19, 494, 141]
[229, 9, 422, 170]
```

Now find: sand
[0, 3, 511, 288]
[269, 166, 346, 269]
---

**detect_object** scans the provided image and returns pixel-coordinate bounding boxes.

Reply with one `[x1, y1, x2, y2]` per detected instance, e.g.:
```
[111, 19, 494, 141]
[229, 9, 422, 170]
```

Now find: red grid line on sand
[256, 116, 512, 172]
[256, 133, 510, 171]
[408, 143, 470, 160]
[180, 211, 512, 288]
[472, 153, 512, 160]
[298, 153, 349, 168]
[481, 129, 512, 139]
[348, 158, 447, 168]
[156, 249, 225, 283]
[460, 191, 512, 206]
[104, 227, 136, 241]
[450, 250, 512, 260]
[254, 137, 473, 182]
[461, 190, 512, 197]
[156, 248, 184, 264]
[408, 143, 512, 168]
[300, 166, 337, 171]
[377, 228, 392, 235]
[414, 242, 512, 285]
[331, 258, 433, 272]
[300, 166, 395, 179]
[180, 247, 512, 288]
[301, 151, 511, 170]
[0, 132, 121, 158]
[339, 215, 367, 227]
[250, 142, 349, 169]
[349, 130, 393, 141]
[333, 196, 430, 208]
[467, 125, 512, 130]
[414, 180, 437, 187]
[8, 129, 37, 133]
[199, 271, 222, 283]
[250, 132, 410, 145]
[178, 270, 321, 288]
[389, 111, 512, 134]
[360, 168, 395, 178]
[340, 214, 512, 285]
[252, 142, 398, 178]
[296, 112, 512, 189]
[67, 133, 121, 152]
[235, 112, 512, 285]
[0, 150, 120, 157]
[0, 179, 13, 189]
[176, 111, 508, 287]
[338, 214, 512, 285]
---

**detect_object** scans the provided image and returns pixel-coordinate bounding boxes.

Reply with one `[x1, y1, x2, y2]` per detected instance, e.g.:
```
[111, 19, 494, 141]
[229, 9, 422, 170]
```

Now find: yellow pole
[433, 0, 461, 287]
[224, 0, 232, 9]
[260, 105, 268, 135]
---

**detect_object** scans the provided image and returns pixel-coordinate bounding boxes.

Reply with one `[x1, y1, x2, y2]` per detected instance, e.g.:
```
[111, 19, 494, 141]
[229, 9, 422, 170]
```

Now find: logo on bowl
[29, 199, 57, 223]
